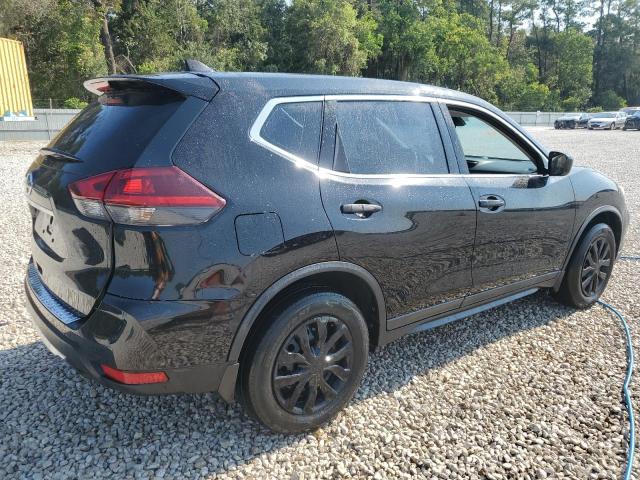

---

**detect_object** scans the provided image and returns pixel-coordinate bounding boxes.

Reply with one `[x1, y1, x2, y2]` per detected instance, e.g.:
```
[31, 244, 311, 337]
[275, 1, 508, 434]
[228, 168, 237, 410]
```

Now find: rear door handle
[341, 203, 382, 217]
[478, 195, 505, 212]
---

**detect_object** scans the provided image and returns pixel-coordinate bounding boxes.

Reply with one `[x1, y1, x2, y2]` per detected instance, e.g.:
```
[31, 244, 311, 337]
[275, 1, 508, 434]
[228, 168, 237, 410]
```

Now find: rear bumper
[25, 272, 239, 401]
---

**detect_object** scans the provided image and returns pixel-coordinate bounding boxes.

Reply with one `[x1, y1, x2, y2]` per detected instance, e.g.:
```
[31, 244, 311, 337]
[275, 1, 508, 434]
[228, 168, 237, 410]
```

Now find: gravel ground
[1, 129, 639, 480]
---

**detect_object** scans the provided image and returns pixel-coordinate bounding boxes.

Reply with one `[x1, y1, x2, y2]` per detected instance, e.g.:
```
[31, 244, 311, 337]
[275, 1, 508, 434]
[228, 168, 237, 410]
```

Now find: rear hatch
[26, 74, 217, 318]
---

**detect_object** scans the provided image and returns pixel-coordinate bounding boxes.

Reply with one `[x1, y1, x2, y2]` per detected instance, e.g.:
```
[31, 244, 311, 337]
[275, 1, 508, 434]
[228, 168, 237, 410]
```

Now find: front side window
[334, 101, 448, 175]
[448, 108, 538, 175]
[260, 102, 322, 162]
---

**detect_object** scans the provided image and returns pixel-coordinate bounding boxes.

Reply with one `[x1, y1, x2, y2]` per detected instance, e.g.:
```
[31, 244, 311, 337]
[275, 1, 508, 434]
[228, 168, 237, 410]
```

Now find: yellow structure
[0, 37, 34, 118]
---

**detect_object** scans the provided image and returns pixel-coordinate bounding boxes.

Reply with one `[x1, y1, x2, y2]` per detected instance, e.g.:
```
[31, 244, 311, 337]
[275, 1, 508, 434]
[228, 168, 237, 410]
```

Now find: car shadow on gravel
[0, 291, 572, 477]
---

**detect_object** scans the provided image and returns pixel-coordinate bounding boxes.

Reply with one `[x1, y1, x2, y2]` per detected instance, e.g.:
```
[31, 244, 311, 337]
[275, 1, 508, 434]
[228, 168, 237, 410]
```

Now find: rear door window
[260, 102, 323, 162]
[333, 101, 448, 175]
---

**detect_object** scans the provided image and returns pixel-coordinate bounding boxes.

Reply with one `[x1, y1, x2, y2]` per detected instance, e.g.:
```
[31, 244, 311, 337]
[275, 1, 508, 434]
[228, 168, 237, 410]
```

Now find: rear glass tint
[51, 91, 183, 168]
[260, 102, 322, 162]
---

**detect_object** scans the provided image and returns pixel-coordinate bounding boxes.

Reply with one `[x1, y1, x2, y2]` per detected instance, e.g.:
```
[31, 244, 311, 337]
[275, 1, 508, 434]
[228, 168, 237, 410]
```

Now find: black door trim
[386, 271, 559, 332]
[387, 298, 464, 330]
[380, 288, 539, 347]
[461, 271, 559, 307]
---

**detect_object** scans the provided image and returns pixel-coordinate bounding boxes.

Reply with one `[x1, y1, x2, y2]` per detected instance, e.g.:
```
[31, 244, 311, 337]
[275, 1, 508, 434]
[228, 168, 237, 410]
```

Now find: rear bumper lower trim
[25, 273, 238, 400]
[27, 261, 83, 326]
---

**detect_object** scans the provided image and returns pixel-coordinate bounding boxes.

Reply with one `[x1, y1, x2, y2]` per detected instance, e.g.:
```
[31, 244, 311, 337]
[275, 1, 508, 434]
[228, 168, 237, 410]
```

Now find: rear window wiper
[39, 148, 83, 163]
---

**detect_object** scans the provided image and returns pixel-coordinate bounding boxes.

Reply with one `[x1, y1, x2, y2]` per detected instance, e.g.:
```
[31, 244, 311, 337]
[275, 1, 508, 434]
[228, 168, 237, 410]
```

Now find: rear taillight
[69, 167, 225, 226]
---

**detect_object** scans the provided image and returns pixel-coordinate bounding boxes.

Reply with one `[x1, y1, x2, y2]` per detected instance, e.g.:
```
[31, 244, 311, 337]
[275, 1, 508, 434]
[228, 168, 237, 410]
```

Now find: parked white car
[588, 111, 627, 130]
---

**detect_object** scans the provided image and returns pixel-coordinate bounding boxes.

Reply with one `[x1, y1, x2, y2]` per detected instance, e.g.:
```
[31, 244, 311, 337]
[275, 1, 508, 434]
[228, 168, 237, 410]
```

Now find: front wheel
[610, 123, 615, 130]
[555, 223, 616, 308]
[240, 291, 369, 433]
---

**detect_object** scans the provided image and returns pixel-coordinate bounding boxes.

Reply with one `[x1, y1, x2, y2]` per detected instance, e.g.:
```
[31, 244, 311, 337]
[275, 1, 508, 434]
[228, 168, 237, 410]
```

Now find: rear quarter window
[260, 102, 323, 163]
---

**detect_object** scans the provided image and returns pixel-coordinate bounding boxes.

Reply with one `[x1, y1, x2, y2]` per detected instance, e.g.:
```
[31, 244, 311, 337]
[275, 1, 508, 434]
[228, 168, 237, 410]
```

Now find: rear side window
[52, 87, 183, 170]
[334, 101, 448, 175]
[260, 102, 322, 162]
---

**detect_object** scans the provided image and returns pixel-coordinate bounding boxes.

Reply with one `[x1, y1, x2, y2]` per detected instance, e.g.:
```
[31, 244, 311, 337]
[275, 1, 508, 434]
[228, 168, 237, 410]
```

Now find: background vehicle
[588, 111, 627, 129]
[620, 107, 640, 115]
[623, 111, 640, 130]
[554, 113, 582, 129]
[576, 113, 594, 128]
[24, 70, 628, 433]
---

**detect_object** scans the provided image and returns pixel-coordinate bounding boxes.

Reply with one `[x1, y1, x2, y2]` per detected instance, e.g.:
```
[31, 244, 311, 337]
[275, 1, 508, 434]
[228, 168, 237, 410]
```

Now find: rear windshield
[51, 89, 183, 169]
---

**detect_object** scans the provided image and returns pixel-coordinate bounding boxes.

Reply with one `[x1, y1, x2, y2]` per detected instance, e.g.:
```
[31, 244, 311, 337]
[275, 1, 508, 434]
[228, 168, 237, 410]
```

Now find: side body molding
[227, 261, 387, 364]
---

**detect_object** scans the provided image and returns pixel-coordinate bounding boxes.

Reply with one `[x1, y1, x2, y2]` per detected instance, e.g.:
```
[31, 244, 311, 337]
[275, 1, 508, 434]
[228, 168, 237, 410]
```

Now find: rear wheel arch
[228, 262, 386, 365]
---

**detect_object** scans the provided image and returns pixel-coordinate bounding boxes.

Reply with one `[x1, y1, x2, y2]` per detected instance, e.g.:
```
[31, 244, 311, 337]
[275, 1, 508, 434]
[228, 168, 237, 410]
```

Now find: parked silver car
[588, 112, 627, 130]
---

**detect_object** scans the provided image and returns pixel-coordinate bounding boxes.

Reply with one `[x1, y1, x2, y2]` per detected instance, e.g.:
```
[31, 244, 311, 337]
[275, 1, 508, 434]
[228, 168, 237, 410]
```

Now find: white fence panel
[0, 109, 580, 141]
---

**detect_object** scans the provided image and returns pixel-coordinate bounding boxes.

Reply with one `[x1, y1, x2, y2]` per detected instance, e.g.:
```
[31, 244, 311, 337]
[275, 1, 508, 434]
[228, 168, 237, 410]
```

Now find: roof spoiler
[84, 72, 219, 101]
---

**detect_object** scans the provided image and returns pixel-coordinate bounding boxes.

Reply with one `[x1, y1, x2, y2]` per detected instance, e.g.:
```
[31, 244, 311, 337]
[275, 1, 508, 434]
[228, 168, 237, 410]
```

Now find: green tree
[198, 0, 269, 71]
[284, 0, 382, 75]
[365, 0, 435, 80]
[595, 89, 627, 109]
[259, 0, 289, 71]
[553, 29, 593, 109]
[18, 0, 107, 102]
[420, 12, 512, 103]
[112, 0, 207, 73]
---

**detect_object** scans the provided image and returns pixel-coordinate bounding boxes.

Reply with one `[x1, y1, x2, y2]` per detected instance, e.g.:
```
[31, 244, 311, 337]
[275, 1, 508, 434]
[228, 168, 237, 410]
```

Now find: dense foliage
[1, 0, 639, 110]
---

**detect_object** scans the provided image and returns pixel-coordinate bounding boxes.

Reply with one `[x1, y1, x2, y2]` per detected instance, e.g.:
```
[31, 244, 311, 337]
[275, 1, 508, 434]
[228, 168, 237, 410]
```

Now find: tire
[609, 123, 615, 130]
[555, 223, 616, 308]
[240, 291, 369, 433]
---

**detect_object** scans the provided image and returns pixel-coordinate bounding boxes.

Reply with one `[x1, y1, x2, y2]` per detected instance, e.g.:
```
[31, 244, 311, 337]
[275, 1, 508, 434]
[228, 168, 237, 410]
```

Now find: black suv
[25, 71, 628, 433]
[624, 111, 640, 130]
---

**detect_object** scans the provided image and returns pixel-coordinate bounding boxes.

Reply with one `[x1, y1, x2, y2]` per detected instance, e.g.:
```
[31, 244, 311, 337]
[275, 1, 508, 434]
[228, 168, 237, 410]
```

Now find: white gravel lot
[1, 129, 639, 479]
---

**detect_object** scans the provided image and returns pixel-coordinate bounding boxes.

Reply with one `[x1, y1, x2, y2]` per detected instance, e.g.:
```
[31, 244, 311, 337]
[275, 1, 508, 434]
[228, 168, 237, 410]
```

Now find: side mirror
[548, 151, 573, 176]
[452, 116, 466, 127]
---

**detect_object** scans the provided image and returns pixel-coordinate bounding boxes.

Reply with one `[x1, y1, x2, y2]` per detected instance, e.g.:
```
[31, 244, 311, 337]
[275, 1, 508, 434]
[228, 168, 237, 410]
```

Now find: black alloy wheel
[555, 223, 616, 308]
[273, 315, 353, 415]
[241, 291, 369, 433]
[580, 236, 612, 298]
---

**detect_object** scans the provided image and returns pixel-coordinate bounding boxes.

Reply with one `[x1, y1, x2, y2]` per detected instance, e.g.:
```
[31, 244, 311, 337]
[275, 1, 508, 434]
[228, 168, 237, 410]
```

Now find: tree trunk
[594, 0, 605, 97]
[92, 0, 116, 75]
[100, 12, 117, 75]
[489, 0, 494, 42]
[506, 21, 515, 60]
[496, 0, 502, 47]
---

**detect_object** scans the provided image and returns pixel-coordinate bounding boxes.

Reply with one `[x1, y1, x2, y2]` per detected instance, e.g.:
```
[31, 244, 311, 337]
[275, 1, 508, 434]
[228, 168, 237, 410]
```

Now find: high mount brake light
[68, 167, 225, 226]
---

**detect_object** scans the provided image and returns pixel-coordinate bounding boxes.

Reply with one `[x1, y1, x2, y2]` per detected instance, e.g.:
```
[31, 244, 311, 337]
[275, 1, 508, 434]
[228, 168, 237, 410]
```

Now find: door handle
[341, 202, 382, 217]
[478, 195, 505, 212]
